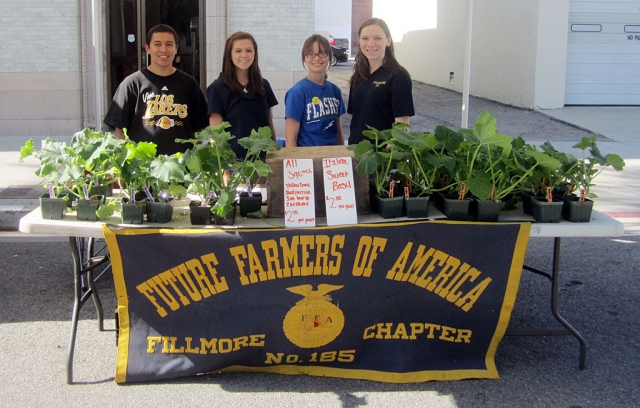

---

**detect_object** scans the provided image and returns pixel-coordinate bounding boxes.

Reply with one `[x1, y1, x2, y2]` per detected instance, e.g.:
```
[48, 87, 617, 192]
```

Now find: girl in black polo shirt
[348, 18, 415, 145]
[207, 31, 278, 159]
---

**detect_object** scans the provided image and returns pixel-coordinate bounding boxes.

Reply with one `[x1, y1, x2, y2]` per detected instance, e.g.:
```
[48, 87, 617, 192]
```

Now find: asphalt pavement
[1, 62, 639, 407]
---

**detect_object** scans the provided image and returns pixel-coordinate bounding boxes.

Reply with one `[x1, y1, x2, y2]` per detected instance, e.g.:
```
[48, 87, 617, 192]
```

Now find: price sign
[283, 159, 316, 228]
[322, 157, 358, 226]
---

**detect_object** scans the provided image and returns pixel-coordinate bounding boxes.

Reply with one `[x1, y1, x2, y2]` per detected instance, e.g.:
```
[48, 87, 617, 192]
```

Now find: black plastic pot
[121, 201, 145, 224]
[375, 195, 404, 219]
[189, 202, 213, 225]
[88, 185, 108, 199]
[531, 198, 563, 223]
[239, 192, 263, 217]
[556, 194, 593, 222]
[76, 195, 103, 221]
[471, 198, 502, 222]
[39, 193, 67, 220]
[434, 192, 471, 221]
[146, 201, 173, 223]
[213, 205, 237, 225]
[405, 195, 430, 218]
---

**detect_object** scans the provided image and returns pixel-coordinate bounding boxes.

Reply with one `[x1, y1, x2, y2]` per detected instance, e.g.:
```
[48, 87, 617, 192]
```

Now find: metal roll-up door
[566, 0, 640, 105]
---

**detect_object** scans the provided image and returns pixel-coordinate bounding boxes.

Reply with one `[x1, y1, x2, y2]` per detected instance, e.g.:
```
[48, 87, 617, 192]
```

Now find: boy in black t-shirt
[104, 24, 208, 155]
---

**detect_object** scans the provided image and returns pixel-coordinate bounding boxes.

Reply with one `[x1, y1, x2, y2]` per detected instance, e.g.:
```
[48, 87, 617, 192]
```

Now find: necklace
[242, 84, 248, 94]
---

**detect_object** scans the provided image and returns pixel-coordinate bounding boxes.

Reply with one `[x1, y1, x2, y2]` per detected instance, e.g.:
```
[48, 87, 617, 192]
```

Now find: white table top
[19, 200, 624, 239]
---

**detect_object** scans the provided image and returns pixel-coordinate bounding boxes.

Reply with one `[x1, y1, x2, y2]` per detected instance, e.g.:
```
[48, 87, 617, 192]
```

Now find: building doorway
[107, 0, 204, 98]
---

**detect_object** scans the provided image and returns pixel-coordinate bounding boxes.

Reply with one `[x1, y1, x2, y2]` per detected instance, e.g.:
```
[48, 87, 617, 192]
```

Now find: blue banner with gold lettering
[104, 221, 530, 384]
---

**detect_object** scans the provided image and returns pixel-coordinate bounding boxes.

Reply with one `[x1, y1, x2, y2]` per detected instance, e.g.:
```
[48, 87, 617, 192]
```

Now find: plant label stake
[82, 184, 89, 200]
[130, 188, 136, 204]
[48, 185, 54, 199]
[458, 183, 466, 200]
[404, 186, 410, 198]
[204, 190, 216, 206]
[546, 187, 553, 203]
[143, 183, 155, 202]
[389, 181, 395, 198]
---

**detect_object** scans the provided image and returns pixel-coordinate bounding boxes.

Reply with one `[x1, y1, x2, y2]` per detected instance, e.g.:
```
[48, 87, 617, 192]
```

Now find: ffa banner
[103, 221, 530, 384]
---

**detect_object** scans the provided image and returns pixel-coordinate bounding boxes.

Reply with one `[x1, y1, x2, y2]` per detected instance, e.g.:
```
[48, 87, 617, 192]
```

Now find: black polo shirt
[347, 67, 415, 145]
[206, 73, 278, 159]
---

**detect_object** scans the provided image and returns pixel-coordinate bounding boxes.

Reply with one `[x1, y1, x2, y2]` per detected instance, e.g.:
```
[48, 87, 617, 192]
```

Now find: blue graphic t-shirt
[285, 78, 346, 146]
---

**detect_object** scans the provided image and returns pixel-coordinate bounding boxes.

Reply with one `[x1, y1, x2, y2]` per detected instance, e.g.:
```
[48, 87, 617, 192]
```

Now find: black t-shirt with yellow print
[104, 68, 208, 155]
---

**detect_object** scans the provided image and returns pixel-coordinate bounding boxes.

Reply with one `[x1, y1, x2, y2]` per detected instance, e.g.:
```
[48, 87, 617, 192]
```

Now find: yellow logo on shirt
[373, 81, 386, 87]
[143, 94, 188, 119]
[312, 96, 321, 105]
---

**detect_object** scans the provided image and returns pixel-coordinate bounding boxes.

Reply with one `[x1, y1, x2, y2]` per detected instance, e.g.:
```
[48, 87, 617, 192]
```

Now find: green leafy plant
[178, 122, 239, 218]
[114, 137, 187, 203]
[457, 112, 561, 202]
[20, 130, 125, 201]
[562, 136, 625, 201]
[348, 124, 404, 198]
[391, 125, 462, 197]
[235, 126, 280, 195]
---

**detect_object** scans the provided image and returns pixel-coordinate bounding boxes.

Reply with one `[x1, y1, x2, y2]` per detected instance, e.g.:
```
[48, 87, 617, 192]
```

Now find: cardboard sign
[323, 157, 358, 226]
[283, 159, 316, 228]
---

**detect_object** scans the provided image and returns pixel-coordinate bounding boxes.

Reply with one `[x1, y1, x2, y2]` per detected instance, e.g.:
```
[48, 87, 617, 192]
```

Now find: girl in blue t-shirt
[284, 34, 346, 147]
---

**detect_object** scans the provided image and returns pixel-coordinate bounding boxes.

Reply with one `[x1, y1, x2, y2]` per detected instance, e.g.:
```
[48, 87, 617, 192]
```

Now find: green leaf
[526, 150, 561, 170]
[96, 198, 117, 220]
[605, 154, 625, 171]
[572, 135, 597, 151]
[19, 139, 35, 162]
[466, 170, 492, 200]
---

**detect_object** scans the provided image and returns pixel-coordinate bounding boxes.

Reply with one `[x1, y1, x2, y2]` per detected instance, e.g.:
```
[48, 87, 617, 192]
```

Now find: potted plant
[453, 112, 562, 222]
[348, 124, 405, 219]
[19, 132, 121, 221]
[179, 123, 240, 225]
[114, 138, 187, 224]
[391, 124, 462, 218]
[19, 138, 71, 219]
[235, 126, 280, 217]
[556, 136, 625, 222]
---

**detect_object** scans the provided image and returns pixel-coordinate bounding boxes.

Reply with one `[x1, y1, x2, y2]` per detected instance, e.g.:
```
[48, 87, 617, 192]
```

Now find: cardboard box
[266, 145, 370, 218]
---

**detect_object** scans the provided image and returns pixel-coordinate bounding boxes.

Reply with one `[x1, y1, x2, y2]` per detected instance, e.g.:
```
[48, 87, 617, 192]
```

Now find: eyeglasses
[305, 51, 328, 59]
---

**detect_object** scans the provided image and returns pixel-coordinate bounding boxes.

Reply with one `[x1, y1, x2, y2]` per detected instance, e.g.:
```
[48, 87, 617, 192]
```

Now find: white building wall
[315, 0, 352, 48]
[0, 0, 82, 138]
[396, 0, 569, 110]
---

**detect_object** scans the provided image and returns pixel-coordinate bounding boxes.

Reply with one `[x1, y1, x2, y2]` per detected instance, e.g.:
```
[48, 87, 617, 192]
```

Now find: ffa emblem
[311, 96, 321, 105]
[282, 284, 345, 348]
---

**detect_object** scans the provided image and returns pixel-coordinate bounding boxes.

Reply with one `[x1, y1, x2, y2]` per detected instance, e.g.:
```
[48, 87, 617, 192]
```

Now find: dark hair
[350, 18, 409, 88]
[222, 31, 265, 97]
[301, 34, 333, 70]
[145, 24, 178, 46]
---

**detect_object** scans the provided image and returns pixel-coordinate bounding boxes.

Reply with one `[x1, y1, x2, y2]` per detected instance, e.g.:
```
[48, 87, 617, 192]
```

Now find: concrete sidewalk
[1, 63, 639, 234]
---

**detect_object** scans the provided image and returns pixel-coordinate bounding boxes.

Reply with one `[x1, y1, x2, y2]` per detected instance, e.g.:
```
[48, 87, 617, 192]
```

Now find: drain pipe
[92, 0, 104, 131]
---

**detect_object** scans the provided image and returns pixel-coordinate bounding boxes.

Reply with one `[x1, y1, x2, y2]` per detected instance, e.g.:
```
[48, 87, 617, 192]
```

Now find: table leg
[506, 237, 587, 370]
[66, 236, 111, 384]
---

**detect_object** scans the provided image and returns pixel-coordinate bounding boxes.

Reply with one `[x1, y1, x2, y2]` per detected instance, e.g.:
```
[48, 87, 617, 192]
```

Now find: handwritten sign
[283, 159, 316, 228]
[323, 157, 358, 226]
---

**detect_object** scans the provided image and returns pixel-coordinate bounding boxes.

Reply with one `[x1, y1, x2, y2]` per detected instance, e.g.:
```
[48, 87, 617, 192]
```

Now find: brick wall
[0, 0, 79, 72]
[229, 0, 314, 72]
[351, 0, 372, 55]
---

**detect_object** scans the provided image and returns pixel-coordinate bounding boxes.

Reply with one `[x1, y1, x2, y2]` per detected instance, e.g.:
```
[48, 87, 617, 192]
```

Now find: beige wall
[396, 0, 569, 109]
[0, 72, 82, 137]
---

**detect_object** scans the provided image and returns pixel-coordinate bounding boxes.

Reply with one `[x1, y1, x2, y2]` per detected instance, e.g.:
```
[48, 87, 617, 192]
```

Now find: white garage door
[566, 0, 640, 105]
